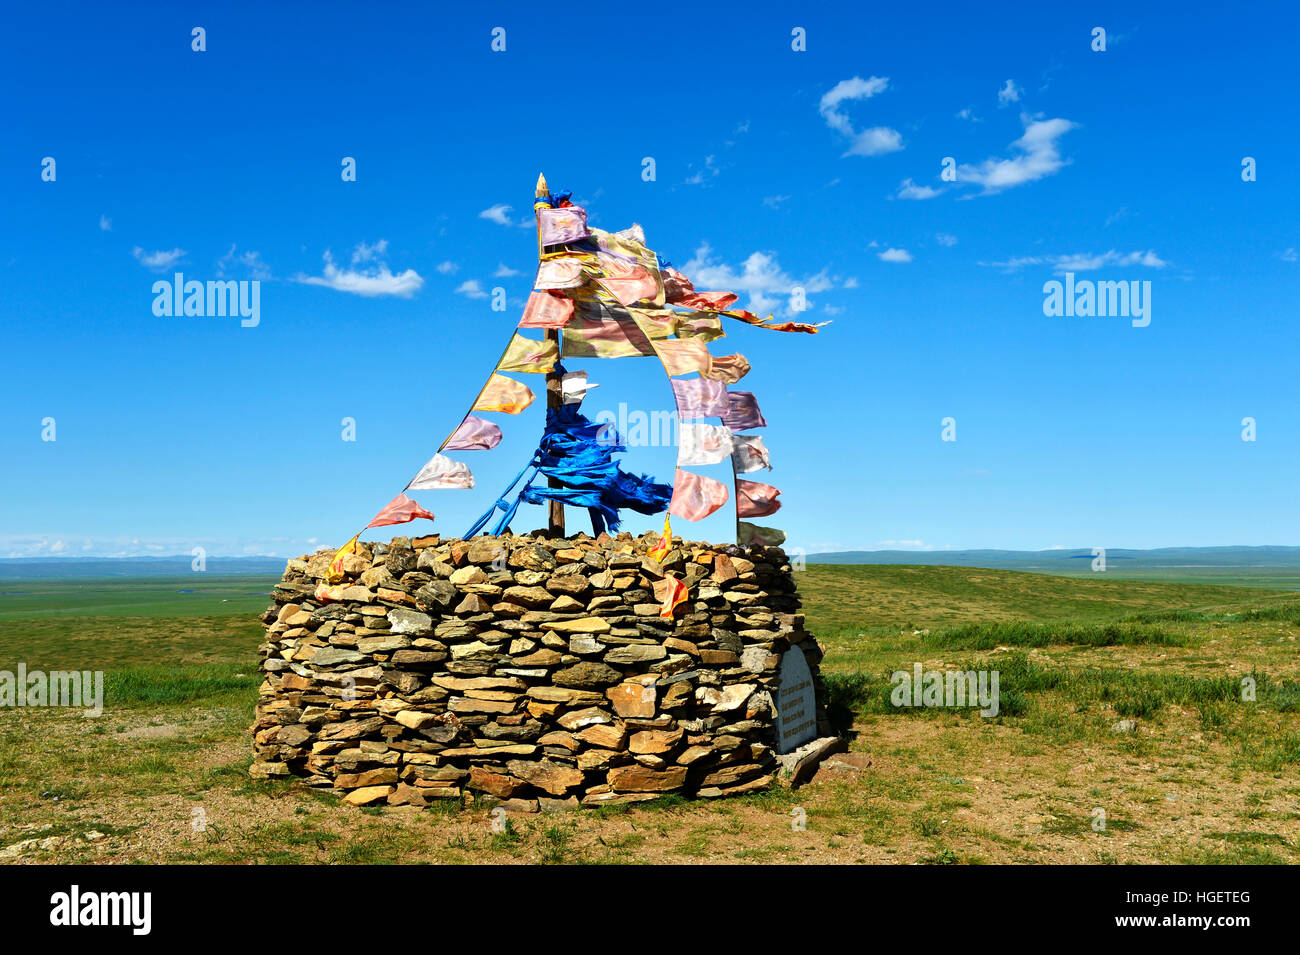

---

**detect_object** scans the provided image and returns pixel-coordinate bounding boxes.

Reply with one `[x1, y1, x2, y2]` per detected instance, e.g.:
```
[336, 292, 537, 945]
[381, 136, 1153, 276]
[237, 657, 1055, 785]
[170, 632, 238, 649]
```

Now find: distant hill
[808, 546, 1300, 588]
[810, 546, 1300, 568]
[0, 556, 287, 579]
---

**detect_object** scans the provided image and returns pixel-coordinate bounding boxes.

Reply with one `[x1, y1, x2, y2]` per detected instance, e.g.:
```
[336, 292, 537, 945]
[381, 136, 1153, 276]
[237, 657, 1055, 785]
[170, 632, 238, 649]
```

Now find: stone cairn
[251, 532, 829, 809]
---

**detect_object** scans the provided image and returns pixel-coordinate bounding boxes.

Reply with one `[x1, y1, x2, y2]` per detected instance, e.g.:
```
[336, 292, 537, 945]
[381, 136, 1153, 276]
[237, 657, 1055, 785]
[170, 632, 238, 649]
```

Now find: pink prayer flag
[520, 290, 574, 328]
[662, 267, 696, 303]
[445, 415, 502, 451]
[736, 479, 782, 518]
[724, 391, 767, 431]
[367, 493, 435, 528]
[671, 378, 728, 419]
[596, 253, 658, 306]
[669, 469, 730, 522]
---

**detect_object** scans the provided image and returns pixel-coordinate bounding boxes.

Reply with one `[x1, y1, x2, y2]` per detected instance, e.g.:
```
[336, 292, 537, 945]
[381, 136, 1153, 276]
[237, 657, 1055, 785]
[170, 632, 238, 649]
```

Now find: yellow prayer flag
[326, 533, 359, 584]
[498, 332, 558, 374]
[474, 374, 536, 414]
[648, 513, 673, 563]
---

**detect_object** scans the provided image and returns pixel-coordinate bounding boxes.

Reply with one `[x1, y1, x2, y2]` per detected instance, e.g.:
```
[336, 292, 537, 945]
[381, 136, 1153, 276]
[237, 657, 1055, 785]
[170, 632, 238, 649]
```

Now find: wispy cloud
[479, 204, 515, 226]
[132, 246, 185, 270]
[1281, 248, 1297, 263]
[936, 233, 958, 247]
[983, 249, 1168, 273]
[295, 240, 423, 297]
[819, 75, 903, 157]
[685, 154, 719, 185]
[99, 214, 112, 232]
[894, 178, 941, 200]
[493, 262, 522, 277]
[997, 79, 1022, 106]
[878, 248, 913, 263]
[455, 279, 488, 299]
[958, 115, 1076, 195]
[436, 261, 459, 275]
[218, 245, 271, 280]
[763, 195, 792, 209]
[683, 243, 834, 316]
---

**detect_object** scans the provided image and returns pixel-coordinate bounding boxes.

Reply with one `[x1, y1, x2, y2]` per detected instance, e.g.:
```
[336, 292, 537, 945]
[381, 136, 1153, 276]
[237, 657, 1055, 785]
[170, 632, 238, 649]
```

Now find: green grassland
[1, 565, 1297, 864]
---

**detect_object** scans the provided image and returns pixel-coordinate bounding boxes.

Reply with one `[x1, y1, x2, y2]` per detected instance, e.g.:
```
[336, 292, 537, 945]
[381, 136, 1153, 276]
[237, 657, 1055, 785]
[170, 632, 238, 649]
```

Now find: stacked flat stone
[250, 531, 828, 809]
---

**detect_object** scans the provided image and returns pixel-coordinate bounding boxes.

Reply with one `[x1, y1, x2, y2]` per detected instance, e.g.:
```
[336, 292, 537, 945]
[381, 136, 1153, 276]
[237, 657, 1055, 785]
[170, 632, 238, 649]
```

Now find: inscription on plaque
[775, 649, 817, 753]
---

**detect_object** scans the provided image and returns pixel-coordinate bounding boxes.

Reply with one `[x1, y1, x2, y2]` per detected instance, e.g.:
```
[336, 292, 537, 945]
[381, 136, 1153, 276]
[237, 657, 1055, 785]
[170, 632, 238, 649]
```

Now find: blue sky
[2, 1, 1297, 558]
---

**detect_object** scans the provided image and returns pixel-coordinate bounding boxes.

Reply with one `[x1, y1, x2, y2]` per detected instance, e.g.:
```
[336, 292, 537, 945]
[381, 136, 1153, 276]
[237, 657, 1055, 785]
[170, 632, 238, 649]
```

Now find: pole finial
[535, 172, 549, 199]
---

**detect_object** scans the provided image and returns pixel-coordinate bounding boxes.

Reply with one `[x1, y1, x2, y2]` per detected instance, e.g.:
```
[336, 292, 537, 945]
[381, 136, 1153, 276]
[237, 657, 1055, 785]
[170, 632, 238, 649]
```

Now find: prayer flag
[669, 468, 730, 521]
[474, 374, 535, 414]
[315, 582, 350, 603]
[520, 290, 574, 328]
[326, 534, 359, 584]
[535, 258, 586, 290]
[647, 513, 673, 562]
[671, 311, 727, 343]
[736, 479, 782, 518]
[561, 370, 597, 405]
[367, 493, 436, 528]
[595, 254, 658, 306]
[703, 352, 750, 384]
[498, 332, 558, 373]
[737, 521, 786, 547]
[677, 422, 734, 466]
[655, 575, 688, 618]
[562, 310, 656, 358]
[723, 309, 828, 334]
[730, 433, 772, 473]
[407, 453, 475, 490]
[671, 378, 728, 419]
[444, 415, 502, 452]
[538, 205, 591, 245]
[723, 391, 767, 431]
[652, 337, 711, 377]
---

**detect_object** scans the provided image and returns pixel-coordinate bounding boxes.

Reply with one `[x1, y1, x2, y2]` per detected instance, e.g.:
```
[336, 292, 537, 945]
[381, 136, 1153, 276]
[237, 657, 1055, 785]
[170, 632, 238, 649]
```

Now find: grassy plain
[1, 565, 1296, 864]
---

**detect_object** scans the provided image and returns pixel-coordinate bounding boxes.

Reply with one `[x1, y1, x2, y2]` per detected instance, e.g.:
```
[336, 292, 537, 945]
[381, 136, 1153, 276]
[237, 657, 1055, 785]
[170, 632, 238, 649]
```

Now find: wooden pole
[536, 173, 566, 539]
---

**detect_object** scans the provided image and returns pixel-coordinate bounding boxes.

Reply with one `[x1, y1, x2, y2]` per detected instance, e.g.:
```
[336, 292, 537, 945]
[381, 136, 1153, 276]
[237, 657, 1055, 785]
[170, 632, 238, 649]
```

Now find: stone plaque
[775, 649, 817, 753]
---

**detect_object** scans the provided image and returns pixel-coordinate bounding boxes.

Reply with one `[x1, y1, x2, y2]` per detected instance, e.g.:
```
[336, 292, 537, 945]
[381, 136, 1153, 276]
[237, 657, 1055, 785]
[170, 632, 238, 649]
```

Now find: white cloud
[436, 261, 459, 275]
[895, 178, 941, 200]
[296, 241, 423, 298]
[682, 243, 834, 316]
[958, 115, 1077, 195]
[956, 108, 980, 122]
[1282, 248, 1297, 263]
[479, 204, 515, 226]
[132, 246, 186, 270]
[455, 279, 488, 300]
[99, 215, 111, 232]
[843, 276, 859, 288]
[685, 155, 719, 185]
[218, 245, 271, 280]
[493, 262, 522, 278]
[351, 239, 388, 264]
[763, 195, 791, 208]
[998, 79, 1022, 106]
[878, 248, 912, 263]
[936, 233, 958, 247]
[984, 249, 1168, 273]
[819, 75, 903, 157]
